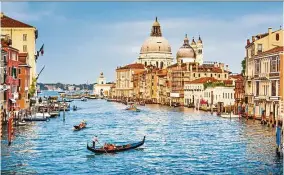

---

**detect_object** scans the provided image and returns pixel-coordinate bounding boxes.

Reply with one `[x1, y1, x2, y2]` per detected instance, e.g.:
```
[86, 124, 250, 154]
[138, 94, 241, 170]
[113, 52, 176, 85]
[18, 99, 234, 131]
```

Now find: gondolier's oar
[96, 140, 109, 154]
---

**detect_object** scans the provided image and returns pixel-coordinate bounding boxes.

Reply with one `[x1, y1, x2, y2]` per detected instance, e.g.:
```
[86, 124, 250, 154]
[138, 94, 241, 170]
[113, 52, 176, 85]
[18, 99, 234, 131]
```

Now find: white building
[93, 72, 113, 97]
[184, 77, 235, 107]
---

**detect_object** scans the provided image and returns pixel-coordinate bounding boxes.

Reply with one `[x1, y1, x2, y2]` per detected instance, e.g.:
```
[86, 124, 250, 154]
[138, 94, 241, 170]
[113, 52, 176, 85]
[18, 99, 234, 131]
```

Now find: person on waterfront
[93, 136, 98, 148]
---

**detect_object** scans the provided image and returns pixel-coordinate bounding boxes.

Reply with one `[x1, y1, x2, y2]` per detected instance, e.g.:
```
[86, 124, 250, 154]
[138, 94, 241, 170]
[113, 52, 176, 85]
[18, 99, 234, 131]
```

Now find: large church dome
[140, 17, 172, 54]
[140, 36, 171, 53]
[137, 17, 173, 69]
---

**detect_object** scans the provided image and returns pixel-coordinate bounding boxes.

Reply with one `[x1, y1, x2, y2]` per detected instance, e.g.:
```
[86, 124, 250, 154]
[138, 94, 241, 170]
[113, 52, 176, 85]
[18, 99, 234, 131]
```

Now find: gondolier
[93, 136, 98, 148]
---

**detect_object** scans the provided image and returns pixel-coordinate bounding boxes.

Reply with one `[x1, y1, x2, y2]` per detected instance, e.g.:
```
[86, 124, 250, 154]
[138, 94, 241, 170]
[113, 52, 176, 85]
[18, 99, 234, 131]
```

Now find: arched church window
[160, 62, 164, 69]
[156, 61, 159, 68]
[159, 46, 160, 51]
[145, 62, 147, 67]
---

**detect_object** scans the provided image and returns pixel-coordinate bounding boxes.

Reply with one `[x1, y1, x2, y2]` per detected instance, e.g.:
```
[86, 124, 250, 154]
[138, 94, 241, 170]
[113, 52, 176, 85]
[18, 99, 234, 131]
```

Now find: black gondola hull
[87, 136, 145, 153]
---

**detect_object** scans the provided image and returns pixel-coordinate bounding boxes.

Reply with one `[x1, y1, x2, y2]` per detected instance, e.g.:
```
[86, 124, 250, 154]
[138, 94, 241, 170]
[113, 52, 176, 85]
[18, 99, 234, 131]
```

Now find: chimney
[226, 64, 229, 71]
[247, 39, 250, 45]
[0, 12, 3, 18]
[268, 27, 272, 35]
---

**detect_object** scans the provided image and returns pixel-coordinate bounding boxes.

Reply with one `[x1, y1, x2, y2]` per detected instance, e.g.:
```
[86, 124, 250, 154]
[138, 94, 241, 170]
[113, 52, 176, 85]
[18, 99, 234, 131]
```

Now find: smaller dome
[176, 34, 196, 59]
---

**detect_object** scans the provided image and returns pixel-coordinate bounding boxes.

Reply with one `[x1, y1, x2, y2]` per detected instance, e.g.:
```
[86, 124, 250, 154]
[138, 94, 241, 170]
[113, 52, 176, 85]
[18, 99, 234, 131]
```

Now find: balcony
[269, 72, 280, 77]
[259, 73, 269, 79]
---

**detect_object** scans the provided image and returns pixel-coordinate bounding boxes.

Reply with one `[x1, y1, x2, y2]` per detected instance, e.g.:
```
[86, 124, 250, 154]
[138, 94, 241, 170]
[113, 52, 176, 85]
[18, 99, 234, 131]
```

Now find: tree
[241, 58, 246, 75]
[29, 77, 37, 97]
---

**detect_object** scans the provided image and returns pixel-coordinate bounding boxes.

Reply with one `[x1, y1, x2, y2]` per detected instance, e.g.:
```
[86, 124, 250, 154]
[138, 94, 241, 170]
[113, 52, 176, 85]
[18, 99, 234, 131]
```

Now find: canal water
[1, 95, 283, 174]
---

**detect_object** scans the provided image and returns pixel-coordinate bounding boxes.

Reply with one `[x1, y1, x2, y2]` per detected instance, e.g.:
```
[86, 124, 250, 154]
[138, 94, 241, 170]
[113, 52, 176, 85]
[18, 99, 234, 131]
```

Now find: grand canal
[1, 97, 283, 174]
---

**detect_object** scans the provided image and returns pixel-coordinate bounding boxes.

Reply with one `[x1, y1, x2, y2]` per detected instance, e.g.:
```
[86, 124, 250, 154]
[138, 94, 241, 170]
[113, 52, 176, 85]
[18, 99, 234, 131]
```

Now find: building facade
[1, 36, 20, 112]
[18, 53, 31, 109]
[244, 27, 283, 118]
[116, 63, 145, 100]
[1, 12, 38, 88]
[93, 72, 113, 97]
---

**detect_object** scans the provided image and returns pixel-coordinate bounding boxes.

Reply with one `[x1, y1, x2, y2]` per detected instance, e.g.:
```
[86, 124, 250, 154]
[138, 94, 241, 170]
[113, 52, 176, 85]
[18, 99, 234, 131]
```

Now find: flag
[39, 44, 44, 56]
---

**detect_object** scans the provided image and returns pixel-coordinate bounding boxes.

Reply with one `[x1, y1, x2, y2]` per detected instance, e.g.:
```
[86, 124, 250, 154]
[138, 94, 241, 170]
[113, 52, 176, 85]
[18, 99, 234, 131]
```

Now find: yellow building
[116, 63, 145, 101]
[145, 66, 159, 103]
[245, 27, 283, 118]
[1, 12, 38, 84]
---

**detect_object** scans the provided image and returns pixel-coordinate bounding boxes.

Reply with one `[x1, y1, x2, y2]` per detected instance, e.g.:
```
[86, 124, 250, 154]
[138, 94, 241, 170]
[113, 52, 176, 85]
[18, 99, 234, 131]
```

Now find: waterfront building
[93, 72, 113, 97]
[244, 27, 283, 118]
[0, 49, 7, 137]
[68, 85, 75, 91]
[1, 36, 20, 112]
[167, 60, 230, 106]
[184, 77, 235, 107]
[18, 53, 31, 109]
[157, 69, 168, 105]
[137, 17, 173, 69]
[1, 12, 38, 85]
[116, 63, 145, 100]
[109, 84, 116, 99]
[229, 74, 245, 113]
[145, 66, 159, 103]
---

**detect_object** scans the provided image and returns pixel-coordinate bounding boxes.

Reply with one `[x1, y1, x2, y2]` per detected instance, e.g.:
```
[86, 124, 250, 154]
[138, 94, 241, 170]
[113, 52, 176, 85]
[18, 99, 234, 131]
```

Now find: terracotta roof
[1, 14, 34, 28]
[188, 77, 217, 84]
[257, 46, 284, 56]
[117, 63, 145, 70]
[223, 80, 233, 85]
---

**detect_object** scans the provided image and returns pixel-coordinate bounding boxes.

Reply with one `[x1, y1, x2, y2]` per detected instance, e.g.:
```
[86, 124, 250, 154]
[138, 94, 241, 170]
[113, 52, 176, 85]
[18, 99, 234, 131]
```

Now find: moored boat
[81, 97, 87, 102]
[87, 136, 146, 153]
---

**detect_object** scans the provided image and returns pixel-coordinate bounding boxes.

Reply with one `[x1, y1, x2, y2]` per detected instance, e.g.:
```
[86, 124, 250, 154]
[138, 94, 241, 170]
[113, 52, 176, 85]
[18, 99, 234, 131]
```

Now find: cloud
[1, 2, 66, 22]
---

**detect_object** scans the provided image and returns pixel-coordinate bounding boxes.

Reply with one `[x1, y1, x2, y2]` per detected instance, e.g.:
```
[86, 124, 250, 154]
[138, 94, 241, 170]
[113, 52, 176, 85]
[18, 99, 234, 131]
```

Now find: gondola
[73, 122, 87, 131]
[87, 136, 146, 153]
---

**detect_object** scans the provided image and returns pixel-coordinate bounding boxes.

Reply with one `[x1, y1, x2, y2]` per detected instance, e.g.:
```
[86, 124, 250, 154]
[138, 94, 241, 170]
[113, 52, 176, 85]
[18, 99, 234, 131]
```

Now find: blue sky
[2, 2, 283, 84]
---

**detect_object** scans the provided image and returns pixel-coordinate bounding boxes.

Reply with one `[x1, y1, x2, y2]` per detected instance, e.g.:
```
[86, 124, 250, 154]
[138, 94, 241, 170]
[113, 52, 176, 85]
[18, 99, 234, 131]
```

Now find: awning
[9, 99, 16, 103]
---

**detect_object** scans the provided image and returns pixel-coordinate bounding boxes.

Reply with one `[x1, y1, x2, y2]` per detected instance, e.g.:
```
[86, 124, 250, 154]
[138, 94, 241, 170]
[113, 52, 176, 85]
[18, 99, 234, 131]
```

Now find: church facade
[93, 72, 113, 97]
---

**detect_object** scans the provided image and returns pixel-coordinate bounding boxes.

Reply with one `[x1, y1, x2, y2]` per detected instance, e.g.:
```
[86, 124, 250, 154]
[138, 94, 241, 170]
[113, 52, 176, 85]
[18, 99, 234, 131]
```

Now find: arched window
[276, 33, 279, 41]
[159, 46, 161, 51]
[160, 62, 164, 69]
[156, 61, 159, 68]
[145, 62, 147, 67]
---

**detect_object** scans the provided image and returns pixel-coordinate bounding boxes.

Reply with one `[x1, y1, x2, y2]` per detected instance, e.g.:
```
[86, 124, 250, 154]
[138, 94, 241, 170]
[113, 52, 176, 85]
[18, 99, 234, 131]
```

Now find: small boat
[126, 107, 141, 112]
[87, 136, 146, 154]
[81, 97, 87, 102]
[87, 96, 97, 99]
[50, 111, 60, 117]
[34, 113, 51, 118]
[17, 120, 27, 126]
[125, 103, 141, 112]
[73, 122, 87, 131]
[23, 117, 49, 122]
[73, 105, 78, 111]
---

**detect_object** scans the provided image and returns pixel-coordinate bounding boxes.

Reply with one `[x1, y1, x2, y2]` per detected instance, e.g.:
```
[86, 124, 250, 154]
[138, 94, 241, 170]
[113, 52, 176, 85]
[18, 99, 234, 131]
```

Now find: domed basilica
[137, 17, 203, 68]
